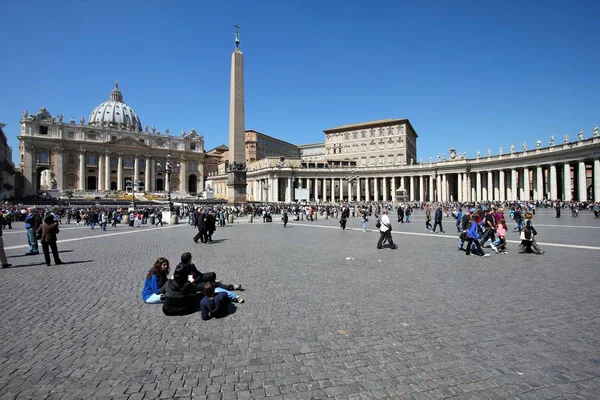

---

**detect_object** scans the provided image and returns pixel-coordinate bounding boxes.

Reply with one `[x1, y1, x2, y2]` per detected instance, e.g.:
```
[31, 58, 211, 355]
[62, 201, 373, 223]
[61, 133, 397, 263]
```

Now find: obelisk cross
[234, 24, 240, 49]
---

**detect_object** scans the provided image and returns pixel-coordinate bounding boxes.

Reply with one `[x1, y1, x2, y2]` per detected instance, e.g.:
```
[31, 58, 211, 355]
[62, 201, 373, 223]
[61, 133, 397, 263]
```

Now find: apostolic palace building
[13, 38, 600, 205]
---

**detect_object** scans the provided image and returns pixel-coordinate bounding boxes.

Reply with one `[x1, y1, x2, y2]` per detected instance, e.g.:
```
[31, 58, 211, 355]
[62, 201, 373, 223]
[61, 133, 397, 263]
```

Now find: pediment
[111, 137, 151, 149]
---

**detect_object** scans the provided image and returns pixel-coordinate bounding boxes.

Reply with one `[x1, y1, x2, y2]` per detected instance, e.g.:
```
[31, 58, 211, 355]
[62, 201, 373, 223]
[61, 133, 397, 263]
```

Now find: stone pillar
[523, 167, 530, 200]
[429, 175, 435, 203]
[550, 164, 557, 200]
[409, 176, 414, 201]
[511, 169, 518, 200]
[98, 154, 103, 191]
[339, 178, 344, 201]
[370, 177, 376, 202]
[563, 163, 571, 201]
[476, 172, 482, 202]
[536, 167, 543, 201]
[594, 159, 600, 202]
[133, 155, 140, 190]
[498, 170, 505, 202]
[419, 176, 424, 202]
[435, 176, 441, 203]
[457, 173, 462, 202]
[79, 150, 86, 190]
[578, 161, 587, 201]
[105, 153, 111, 191]
[179, 159, 187, 193]
[313, 178, 319, 201]
[382, 177, 388, 202]
[466, 173, 472, 202]
[117, 154, 123, 191]
[356, 178, 361, 202]
[487, 171, 493, 201]
[145, 157, 151, 193]
[54, 149, 64, 191]
[321, 178, 326, 202]
[273, 176, 279, 202]
[365, 178, 370, 202]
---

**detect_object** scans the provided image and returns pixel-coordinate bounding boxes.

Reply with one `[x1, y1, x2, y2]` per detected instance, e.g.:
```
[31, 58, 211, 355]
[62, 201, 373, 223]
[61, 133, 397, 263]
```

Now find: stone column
[466, 173, 472, 202]
[382, 177, 388, 202]
[54, 149, 64, 191]
[105, 153, 111, 191]
[373, 177, 379, 202]
[339, 178, 344, 201]
[487, 171, 493, 201]
[441, 174, 446, 202]
[498, 170, 505, 201]
[550, 164, 557, 200]
[409, 176, 414, 201]
[320, 178, 326, 202]
[419, 176, 424, 202]
[476, 172, 482, 202]
[145, 157, 151, 193]
[429, 175, 435, 202]
[435, 176, 441, 203]
[563, 163, 571, 201]
[79, 150, 86, 190]
[578, 161, 587, 201]
[594, 159, 600, 202]
[314, 178, 319, 201]
[511, 169, 518, 200]
[273, 176, 279, 202]
[365, 178, 370, 202]
[117, 154, 123, 191]
[133, 154, 140, 189]
[356, 178, 361, 202]
[523, 167, 530, 200]
[179, 159, 187, 193]
[97, 154, 103, 191]
[536, 167, 543, 201]
[457, 173, 462, 202]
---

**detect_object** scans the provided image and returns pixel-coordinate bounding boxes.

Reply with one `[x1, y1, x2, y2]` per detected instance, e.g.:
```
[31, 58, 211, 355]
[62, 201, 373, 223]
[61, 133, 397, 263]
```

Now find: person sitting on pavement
[161, 263, 199, 316]
[142, 257, 171, 304]
[200, 282, 233, 321]
[178, 252, 242, 292]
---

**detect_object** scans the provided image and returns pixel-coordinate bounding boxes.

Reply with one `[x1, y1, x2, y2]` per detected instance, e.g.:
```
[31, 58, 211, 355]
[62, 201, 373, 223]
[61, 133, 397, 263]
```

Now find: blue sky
[1, 0, 598, 165]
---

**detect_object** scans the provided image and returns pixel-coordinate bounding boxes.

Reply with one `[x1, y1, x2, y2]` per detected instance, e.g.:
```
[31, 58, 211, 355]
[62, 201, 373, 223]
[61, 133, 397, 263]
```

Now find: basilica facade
[18, 83, 205, 197]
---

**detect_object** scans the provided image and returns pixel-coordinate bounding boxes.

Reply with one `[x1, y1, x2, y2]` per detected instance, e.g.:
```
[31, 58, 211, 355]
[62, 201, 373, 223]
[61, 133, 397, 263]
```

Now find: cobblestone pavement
[0, 210, 599, 399]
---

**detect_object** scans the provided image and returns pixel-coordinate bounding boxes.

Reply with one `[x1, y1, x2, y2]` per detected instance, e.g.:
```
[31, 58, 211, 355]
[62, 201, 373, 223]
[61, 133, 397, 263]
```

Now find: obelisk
[227, 24, 247, 204]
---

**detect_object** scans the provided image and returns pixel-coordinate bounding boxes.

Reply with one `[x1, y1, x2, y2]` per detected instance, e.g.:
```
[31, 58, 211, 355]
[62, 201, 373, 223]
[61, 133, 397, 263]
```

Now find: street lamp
[155, 153, 180, 211]
[344, 170, 359, 202]
[129, 178, 141, 211]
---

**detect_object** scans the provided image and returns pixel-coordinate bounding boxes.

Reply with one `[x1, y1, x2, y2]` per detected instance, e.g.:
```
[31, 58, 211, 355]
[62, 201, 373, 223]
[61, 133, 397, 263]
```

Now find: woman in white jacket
[377, 210, 397, 250]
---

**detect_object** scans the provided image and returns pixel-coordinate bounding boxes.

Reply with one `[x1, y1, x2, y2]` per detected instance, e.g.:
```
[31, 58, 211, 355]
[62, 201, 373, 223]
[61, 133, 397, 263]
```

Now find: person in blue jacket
[465, 215, 489, 257]
[142, 257, 171, 303]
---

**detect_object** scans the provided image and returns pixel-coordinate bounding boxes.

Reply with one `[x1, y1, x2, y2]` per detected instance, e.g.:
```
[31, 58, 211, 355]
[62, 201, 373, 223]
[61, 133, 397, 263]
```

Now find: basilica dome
[88, 82, 142, 131]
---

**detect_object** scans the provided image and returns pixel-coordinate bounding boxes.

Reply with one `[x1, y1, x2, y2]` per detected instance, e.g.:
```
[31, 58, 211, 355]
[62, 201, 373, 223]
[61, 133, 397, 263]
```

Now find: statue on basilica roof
[563, 133, 569, 143]
[578, 130, 584, 141]
[22, 110, 28, 120]
[536, 139, 541, 149]
[80, 116, 85, 125]
[550, 135, 555, 146]
[594, 126, 599, 137]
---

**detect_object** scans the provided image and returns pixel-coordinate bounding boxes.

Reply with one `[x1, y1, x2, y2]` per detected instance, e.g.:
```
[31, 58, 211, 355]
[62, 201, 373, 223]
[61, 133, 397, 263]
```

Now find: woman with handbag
[36, 214, 64, 266]
[519, 212, 544, 254]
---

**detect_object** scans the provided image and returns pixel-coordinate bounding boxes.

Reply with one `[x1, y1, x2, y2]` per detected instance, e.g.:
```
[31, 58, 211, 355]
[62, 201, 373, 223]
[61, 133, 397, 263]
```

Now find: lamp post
[155, 153, 180, 212]
[344, 170, 359, 202]
[130, 178, 141, 211]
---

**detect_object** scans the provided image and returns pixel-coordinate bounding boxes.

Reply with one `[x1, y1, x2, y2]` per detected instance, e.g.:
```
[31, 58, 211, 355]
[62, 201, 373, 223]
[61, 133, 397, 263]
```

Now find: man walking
[431, 205, 445, 233]
[377, 210, 397, 249]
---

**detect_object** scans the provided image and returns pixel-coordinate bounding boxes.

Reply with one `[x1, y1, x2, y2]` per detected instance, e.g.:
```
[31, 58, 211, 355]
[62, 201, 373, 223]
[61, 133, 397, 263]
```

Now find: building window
[388, 155, 394, 164]
[87, 154, 97, 166]
[111, 136, 117, 141]
[38, 151, 49, 164]
[68, 154, 75, 165]
[124, 157, 133, 168]
[353, 132, 357, 139]
[190, 143, 196, 150]
[344, 133, 349, 140]
[139, 139, 145, 144]
[361, 157, 367, 165]
[189, 162, 197, 173]
[370, 130, 374, 138]
[111, 157, 118, 168]
[39, 126, 48, 135]
[379, 128, 384, 137]
[369, 156, 375, 164]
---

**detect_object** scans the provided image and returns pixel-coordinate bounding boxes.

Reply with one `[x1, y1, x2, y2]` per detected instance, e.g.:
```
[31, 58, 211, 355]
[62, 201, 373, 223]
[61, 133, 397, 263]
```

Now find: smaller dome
[88, 82, 142, 131]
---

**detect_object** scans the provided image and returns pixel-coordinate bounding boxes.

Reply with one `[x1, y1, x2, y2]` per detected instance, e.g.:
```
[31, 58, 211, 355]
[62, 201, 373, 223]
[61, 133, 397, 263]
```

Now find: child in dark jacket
[200, 282, 230, 320]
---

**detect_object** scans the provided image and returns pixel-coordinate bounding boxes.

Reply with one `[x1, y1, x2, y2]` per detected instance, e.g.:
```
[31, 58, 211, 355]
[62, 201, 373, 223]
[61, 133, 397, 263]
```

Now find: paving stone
[0, 212, 598, 399]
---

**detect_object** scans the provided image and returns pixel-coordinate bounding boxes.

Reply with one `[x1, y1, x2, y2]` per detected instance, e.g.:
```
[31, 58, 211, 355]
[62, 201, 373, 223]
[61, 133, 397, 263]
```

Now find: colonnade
[72, 151, 200, 193]
[247, 158, 600, 203]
